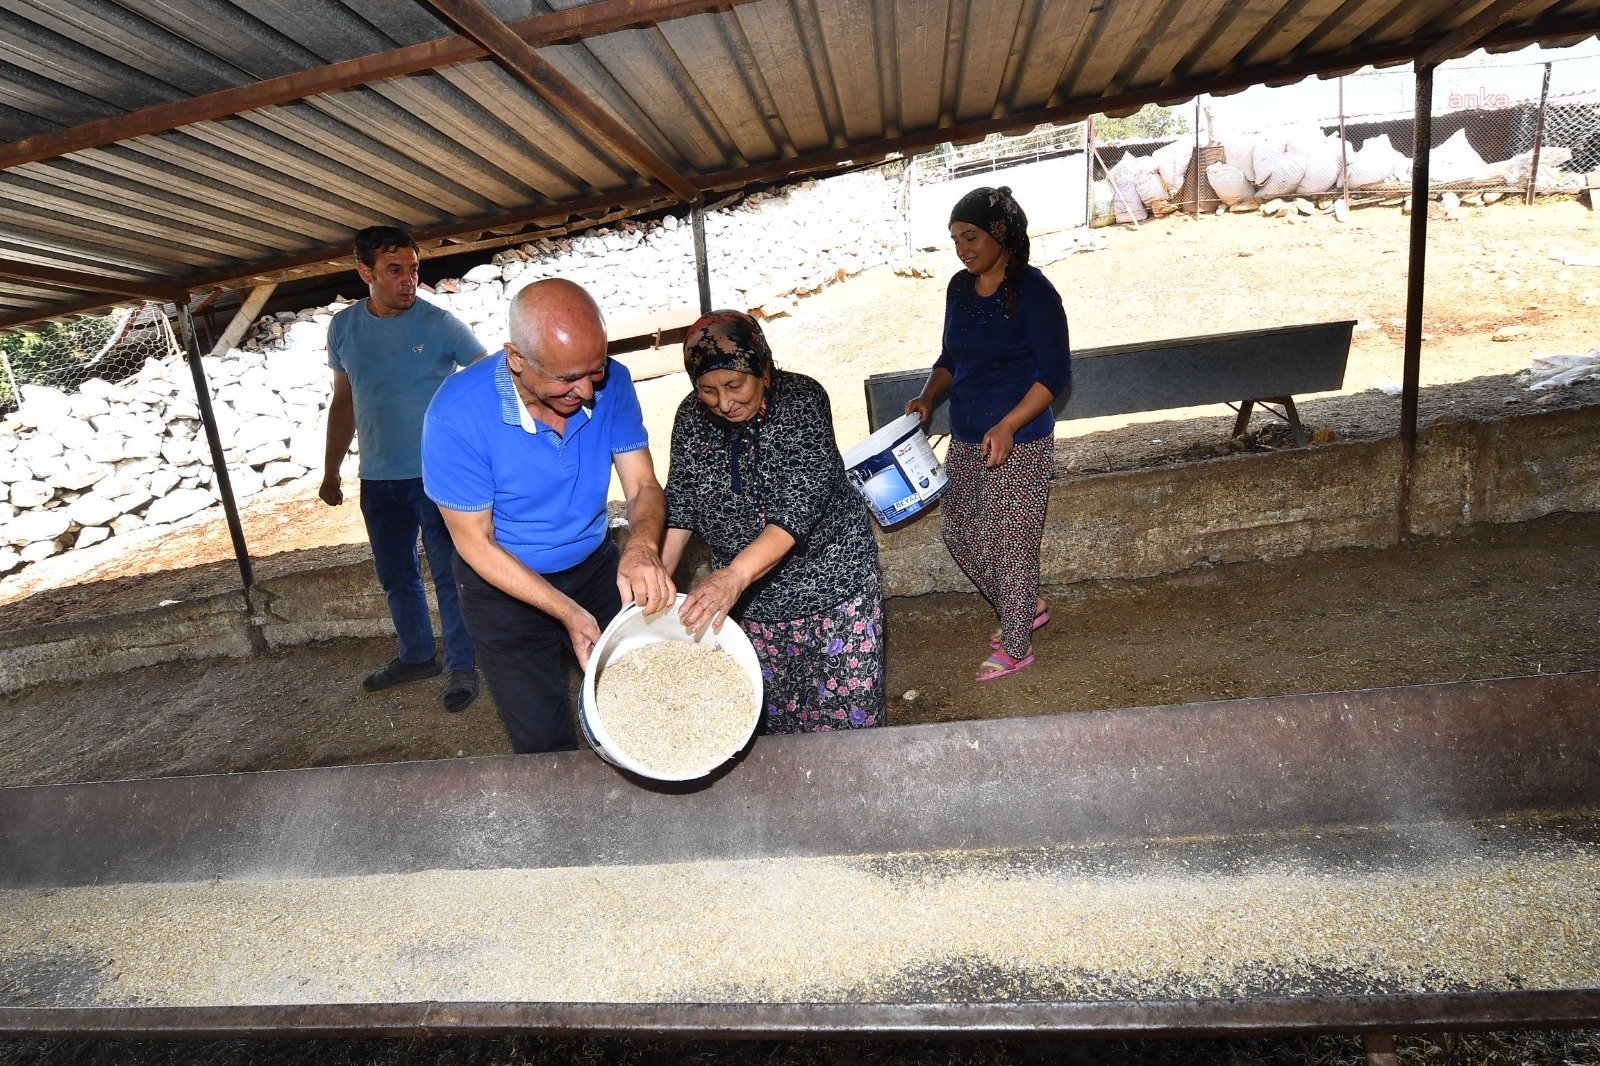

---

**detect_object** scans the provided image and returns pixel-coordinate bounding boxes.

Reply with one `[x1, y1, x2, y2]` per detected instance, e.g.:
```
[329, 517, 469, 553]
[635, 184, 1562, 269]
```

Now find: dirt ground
[4, 200, 1600, 1065]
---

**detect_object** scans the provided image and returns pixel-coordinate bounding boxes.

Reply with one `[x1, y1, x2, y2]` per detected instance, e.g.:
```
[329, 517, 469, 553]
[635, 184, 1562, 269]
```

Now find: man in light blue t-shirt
[322, 225, 486, 712]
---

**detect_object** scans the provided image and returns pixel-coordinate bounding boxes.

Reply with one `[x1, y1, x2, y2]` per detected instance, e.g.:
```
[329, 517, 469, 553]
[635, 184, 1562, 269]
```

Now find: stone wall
[0, 170, 902, 580]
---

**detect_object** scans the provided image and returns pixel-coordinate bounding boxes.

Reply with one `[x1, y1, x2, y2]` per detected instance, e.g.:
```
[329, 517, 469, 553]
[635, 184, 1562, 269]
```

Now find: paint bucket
[579, 593, 763, 782]
[842, 412, 948, 527]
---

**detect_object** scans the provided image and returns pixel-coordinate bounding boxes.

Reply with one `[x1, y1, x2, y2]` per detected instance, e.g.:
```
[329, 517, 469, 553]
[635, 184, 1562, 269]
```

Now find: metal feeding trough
[1, 671, 1598, 1040]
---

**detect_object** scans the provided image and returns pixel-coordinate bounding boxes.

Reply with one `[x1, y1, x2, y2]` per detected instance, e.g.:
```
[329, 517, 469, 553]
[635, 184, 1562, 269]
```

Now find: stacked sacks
[1344, 134, 1411, 190]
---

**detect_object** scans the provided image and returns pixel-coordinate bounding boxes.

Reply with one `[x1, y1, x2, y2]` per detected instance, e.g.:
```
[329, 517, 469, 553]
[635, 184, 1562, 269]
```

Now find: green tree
[1094, 104, 1190, 142]
[0, 313, 119, 407]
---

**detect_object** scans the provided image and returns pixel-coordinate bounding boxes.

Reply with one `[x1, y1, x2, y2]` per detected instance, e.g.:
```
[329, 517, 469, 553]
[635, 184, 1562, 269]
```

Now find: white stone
[69, 393, 112, 420]
[178, 476, 200, 491]
[232, 467, 265, 498]
[233, 415, 291, 454]
[111, 513, 146, 535]
[0, 502, 11, 522]
[121, 435, 163, 460]
[8, 480, 53, 509]
[49, 462, 111, 492]
[19, 540, 58, 564]
[246, 439, 291, 466]
[13, 385, 72, 429]
[16, 435, 64, 463]
[113, 490, 153, 514]
[143, 488, 214, 527]
[5, 508, 71, 547]
[261, 461, 304, 486]
[147, 468, 182, 497]
[163, 398, 200, 421]
[0, 547, 18, 575]
[83, 432, 128, 465]
[74, 525, 111, 548]
[66, 491, 124, 529]
[160, 437, 195, 465]
[0, 454, 28, 483]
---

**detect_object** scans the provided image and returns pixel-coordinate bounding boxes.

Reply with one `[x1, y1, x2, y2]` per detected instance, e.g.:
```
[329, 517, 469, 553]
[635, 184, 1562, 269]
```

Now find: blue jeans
[359, 478, 474, 672]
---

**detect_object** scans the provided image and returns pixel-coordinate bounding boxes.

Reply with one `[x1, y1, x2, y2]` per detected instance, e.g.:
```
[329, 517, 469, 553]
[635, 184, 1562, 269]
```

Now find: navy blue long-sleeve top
[934, 265, 1072, 445]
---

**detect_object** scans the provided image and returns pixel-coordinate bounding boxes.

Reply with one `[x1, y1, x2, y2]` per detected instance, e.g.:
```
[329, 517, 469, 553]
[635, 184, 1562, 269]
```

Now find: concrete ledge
[3, 405, 1598, 694]
[0, 592, 255, 695]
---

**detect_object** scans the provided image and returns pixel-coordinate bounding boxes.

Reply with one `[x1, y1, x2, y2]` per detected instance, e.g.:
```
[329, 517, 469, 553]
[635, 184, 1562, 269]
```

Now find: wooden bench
[863, 320, 1355, 445]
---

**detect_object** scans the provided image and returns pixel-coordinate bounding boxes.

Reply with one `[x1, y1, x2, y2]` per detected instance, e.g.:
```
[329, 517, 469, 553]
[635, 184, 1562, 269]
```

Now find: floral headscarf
[683, 309, 773, 382]
[948, 185, 1031, 266]
[949, 186, 1031, 317]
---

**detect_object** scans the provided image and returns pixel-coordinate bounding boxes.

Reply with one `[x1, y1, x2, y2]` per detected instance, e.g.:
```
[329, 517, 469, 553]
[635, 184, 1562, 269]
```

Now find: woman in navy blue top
[906, 187, 1070, 681]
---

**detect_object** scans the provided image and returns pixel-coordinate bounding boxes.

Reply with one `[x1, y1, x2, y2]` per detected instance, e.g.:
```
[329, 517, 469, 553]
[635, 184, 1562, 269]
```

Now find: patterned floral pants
[941, 437, 1053, 660]
[742, 575, 887, 734]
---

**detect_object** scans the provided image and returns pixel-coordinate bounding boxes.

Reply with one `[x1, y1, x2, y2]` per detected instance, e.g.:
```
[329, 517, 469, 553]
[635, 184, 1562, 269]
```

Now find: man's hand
[318, 473, 343, 507]
[563, 604, 604, 671]
[617, 541, 675, 615]
[678, 567, 747, 635]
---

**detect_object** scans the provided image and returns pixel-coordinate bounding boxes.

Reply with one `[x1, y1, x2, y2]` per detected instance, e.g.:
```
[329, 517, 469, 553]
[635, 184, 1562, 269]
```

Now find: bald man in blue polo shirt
[421, 279, 675, 754]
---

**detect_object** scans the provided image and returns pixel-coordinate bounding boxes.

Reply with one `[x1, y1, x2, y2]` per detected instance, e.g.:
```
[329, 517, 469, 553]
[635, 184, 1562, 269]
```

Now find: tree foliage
[1094, 104, 1190, 143]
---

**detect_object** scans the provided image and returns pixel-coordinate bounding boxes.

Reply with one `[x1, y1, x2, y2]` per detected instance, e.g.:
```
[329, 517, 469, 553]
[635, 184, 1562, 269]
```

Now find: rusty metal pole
[176, 303, 254, 591]
[1527, 61, 1552, 205]
[691, 201, 712, 314]
[1398, 64, 1435, 540]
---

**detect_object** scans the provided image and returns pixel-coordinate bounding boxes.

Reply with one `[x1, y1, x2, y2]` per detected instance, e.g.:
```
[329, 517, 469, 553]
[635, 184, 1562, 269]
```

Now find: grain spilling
[594, 639, 756, 777]
[3, 818, 1598, 1009]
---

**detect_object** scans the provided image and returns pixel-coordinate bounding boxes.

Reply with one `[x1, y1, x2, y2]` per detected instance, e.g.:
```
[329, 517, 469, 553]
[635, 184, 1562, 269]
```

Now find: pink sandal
[989, 609, 1050, 651]
[976, 648, 1034, 682]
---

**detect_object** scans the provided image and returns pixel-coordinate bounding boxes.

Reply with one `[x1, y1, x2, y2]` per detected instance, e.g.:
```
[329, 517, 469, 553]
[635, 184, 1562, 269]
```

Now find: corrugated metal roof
[2, 0, 1598, 328]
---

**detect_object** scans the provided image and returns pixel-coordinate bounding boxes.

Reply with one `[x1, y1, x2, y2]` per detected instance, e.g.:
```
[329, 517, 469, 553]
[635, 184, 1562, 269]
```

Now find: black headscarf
[949, 185, 1030, 317]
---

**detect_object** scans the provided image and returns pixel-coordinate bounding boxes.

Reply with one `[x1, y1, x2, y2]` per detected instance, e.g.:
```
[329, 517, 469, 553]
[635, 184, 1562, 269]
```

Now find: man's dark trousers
[455, 539, 622, 754]
[359, 477, 474, 672]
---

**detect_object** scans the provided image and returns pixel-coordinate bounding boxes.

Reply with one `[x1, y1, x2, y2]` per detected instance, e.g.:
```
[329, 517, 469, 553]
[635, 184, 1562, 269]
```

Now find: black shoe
[362, 657, 441, 692]
[442, 668, 479, 713]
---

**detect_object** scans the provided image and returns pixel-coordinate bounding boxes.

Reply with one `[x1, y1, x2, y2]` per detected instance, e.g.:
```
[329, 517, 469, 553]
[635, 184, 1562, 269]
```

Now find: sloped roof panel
[1, 0, 1599, 328]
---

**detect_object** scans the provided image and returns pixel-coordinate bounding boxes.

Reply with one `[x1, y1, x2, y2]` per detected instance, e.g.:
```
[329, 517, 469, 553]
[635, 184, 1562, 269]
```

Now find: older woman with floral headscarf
[905, 186, 1071, 682]
[661, 310, 886, 734]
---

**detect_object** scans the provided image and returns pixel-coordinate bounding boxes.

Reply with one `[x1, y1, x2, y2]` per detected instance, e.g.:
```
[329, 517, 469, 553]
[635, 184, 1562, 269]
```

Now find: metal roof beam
[1418, 0, 1546, 69]
[0, 0, 753, 173]
[0, 261, 183, 303]
[416, 0, 699, 201]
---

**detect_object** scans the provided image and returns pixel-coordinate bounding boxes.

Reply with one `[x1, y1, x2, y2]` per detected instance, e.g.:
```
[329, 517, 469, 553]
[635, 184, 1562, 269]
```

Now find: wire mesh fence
[0, 305, 182, 413]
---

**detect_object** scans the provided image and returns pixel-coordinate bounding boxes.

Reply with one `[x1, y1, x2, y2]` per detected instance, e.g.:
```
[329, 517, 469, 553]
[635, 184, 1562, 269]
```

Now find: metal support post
[1085, 116, 1096, 229]
[1527, 62, 1552, 205]
[1338, 78, 1350, 216]
[176, 304, 255, 591]
[691, 201, 712, 314]
[1399, 64, 1435, 539]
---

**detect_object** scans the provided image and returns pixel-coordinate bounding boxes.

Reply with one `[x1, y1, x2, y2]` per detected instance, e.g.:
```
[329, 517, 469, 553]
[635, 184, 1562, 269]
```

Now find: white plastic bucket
[579, 593, 763, 781]
[842, 412, 948, 527]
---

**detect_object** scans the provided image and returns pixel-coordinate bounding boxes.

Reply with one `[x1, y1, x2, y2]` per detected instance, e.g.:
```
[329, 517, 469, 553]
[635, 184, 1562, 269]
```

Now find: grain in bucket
[580, 594, 762, 781]
[842, 412, 948, 527]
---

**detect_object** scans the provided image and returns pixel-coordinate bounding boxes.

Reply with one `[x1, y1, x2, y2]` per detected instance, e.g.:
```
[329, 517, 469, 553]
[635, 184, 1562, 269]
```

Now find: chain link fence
[0, 305, 182, 413]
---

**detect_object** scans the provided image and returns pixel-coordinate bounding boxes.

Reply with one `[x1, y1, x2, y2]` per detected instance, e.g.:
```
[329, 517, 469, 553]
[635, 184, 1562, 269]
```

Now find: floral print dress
[665, 370, 886, 734]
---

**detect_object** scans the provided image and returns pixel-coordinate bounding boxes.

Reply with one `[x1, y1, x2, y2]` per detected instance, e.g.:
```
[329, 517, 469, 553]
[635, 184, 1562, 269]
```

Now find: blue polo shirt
[421, 353, 649, 574]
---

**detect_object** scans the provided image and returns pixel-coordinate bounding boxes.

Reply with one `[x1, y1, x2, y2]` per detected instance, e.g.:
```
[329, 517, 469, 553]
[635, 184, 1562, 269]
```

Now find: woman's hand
[980, 423, 1016, 468]
[679, 566, 748, 635]
[905, 395, 934, 427]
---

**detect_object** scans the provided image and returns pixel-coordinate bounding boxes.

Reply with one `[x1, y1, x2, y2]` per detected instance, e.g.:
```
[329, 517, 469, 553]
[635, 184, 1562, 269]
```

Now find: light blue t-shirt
[327, 297, 486, 480]
[421, 353, 650, 574]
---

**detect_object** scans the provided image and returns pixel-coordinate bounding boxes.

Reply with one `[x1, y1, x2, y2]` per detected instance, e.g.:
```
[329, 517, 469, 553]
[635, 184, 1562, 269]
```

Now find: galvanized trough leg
[1364, 1033, 1399, 1066]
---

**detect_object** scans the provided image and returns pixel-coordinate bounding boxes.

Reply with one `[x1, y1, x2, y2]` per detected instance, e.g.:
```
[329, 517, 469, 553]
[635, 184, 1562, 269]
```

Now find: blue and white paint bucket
[842, 412, 948, 527]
